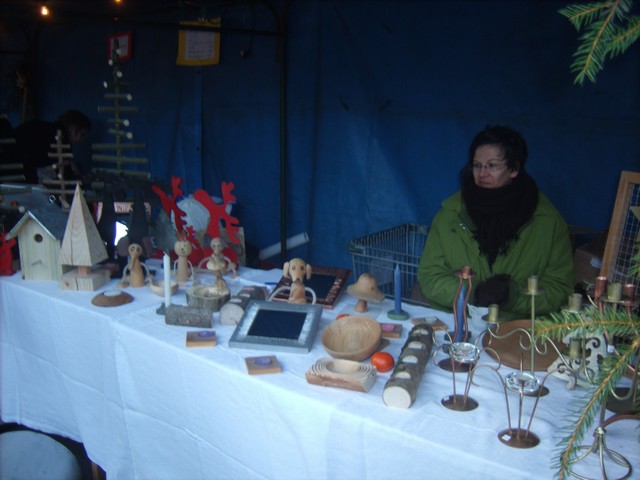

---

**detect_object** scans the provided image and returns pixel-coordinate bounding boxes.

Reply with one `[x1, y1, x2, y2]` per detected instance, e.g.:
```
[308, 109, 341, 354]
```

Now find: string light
[40, 3, 49, 16]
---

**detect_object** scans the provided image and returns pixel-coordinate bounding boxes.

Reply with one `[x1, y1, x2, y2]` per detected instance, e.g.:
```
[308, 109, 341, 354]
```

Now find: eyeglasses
[471, 162, 507, 173]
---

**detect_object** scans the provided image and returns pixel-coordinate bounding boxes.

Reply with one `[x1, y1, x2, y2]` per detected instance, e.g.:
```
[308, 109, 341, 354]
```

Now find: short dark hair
[57, 109, 91, 132]
[467, 125, 528, 172]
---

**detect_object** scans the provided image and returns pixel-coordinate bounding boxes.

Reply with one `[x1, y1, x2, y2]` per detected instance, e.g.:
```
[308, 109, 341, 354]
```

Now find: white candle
[163, 252, 171, 307]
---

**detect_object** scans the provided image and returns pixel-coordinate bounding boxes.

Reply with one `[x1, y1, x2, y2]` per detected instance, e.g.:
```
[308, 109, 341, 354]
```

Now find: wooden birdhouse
[6, 204, 69, 281]
[58, 184, 110, 291]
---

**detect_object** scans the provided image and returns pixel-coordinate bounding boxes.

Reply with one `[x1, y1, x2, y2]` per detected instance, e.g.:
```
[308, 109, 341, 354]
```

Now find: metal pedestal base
[568, 425, 632, 480]
[441, 394, 478, 412]
[524, 385, 549, 397]
[498, 428, 540, 448]
[438, 358, 473, 373]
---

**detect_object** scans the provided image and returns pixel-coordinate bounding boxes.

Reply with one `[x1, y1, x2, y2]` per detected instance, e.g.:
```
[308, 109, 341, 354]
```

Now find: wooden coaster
[245, 355, 282, 375]
[412, 316, 447, 331]
[379, 322, 402, 338]
[186, 330, 217, 348]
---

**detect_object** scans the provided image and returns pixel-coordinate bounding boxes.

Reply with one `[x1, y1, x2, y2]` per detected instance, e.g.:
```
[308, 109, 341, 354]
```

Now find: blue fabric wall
[2, 0, 639, 270]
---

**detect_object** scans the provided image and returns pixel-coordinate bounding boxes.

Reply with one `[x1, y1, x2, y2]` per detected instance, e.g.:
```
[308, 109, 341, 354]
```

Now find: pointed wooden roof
[59, 184, 108, 267]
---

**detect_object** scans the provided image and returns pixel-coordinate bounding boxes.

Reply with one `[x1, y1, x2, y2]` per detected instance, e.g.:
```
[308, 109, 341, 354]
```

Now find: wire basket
[347, 224, 430, 305]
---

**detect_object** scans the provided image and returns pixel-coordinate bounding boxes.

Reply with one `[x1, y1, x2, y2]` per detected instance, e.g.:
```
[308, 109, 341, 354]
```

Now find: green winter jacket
[418, 190, 574, 320]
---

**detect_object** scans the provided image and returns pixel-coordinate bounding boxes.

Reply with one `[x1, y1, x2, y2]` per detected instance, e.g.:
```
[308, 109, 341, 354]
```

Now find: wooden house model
[6, 203, 69, 281]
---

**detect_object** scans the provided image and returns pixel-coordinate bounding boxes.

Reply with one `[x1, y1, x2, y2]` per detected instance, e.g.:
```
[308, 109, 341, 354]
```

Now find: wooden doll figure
[173, 239, 196, 286]
[119, 243, 150, 288]
[199, 237, 237, 285]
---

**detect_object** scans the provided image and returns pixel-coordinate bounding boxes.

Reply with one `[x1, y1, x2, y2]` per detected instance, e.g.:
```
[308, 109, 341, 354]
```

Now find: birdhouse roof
[7, 203, 69, 241]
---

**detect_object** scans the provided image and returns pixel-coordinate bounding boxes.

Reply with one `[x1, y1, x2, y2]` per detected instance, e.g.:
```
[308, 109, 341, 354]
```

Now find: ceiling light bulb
[40, 4, 49, 16]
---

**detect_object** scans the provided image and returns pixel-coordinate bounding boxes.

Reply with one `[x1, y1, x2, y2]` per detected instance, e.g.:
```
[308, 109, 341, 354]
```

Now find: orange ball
[371, 352, 395, 373]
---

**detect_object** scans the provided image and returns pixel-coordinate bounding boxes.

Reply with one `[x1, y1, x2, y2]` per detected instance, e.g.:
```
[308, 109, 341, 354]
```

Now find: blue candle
[394, 264, 402, 313]
[454, 282, 467, 342]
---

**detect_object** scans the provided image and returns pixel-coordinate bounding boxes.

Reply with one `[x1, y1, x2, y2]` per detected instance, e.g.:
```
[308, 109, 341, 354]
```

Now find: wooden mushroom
[346, 273, 385, 312]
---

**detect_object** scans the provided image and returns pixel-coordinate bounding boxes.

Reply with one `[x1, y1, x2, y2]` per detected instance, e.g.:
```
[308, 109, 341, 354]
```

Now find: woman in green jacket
[417, 125, 573, 320]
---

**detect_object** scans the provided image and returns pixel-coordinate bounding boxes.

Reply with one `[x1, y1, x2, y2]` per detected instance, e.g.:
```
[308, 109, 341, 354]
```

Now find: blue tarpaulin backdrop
[1, 0, 639, 270]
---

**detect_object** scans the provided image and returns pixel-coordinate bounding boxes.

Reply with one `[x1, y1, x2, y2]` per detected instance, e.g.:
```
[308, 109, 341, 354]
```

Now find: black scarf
[461, 171, 539, 266]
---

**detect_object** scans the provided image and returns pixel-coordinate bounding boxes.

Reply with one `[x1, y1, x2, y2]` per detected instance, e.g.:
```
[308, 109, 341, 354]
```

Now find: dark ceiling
[0, 1, 270, 29]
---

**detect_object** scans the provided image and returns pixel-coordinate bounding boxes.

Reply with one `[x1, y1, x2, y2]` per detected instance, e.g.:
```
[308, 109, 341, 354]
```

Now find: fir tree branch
[560, 0, 638, 84]
[559, 2, 610, 31]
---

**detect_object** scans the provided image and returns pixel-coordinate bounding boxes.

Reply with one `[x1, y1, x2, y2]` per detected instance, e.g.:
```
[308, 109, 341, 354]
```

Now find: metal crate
[347, 224, 429, 305]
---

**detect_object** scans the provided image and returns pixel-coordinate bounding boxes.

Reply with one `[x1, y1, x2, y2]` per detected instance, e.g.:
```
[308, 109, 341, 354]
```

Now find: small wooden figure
[173, 238, 196, 286]
[347, 273, 385, 312]
[198, 237, 237, 286]
[269, 258, 316, 304]
[119, 243, 151, 288]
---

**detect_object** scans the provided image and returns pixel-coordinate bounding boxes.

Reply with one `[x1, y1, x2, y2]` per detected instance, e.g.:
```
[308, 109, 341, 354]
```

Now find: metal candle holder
[435, 337, 566, 450]
[593, 276, 640, 317]
[565, 345, 639, 479]
[438, 266, 474, 373]
[482, 274, 549, 396]
[438, 341, 481, 411]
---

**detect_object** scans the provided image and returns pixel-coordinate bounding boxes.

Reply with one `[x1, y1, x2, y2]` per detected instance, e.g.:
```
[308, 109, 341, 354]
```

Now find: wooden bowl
[321, 315, 382, 361]
[149, 280, 179, 297]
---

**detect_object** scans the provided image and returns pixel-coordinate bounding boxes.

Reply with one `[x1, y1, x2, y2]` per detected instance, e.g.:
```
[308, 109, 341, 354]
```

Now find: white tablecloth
[1, 267, 638, 479]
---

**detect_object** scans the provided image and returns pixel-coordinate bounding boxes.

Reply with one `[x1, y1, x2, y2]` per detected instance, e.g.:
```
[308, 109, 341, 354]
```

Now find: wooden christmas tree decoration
[92, 50, 150, 183]
[59, 184, 110, 290]
[40, 128, 81, 209]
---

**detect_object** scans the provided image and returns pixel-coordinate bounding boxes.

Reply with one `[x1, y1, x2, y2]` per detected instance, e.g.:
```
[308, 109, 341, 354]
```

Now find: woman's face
[472, 144, 518, 189]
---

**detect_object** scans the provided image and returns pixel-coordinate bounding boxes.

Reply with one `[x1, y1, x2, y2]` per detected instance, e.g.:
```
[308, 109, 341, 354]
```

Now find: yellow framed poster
[176, 18, 221, 66]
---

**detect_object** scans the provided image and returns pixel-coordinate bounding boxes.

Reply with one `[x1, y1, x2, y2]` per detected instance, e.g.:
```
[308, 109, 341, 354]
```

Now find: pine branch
[560, 0, 638, 84]
[536, 307, 639, 341]
[609, 15, 640, 57]
[559, 2, 611, 31]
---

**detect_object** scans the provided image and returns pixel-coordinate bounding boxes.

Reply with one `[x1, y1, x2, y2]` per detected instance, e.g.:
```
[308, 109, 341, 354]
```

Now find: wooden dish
[91, 289, 134, 307]
[481, 319, 560, 371]
[149, 280, 178, 297]
[321, 315, 382, 361]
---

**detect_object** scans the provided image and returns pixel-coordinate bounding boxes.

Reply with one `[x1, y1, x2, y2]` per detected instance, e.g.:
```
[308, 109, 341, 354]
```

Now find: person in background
[417, 124, 573, 320]
[11, 109, 91, 184]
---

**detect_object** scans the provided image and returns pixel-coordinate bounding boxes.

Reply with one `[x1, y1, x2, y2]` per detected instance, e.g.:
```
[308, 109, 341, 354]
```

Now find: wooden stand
[59, 267, 110, 291]
[186, 284, 230, 313]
